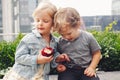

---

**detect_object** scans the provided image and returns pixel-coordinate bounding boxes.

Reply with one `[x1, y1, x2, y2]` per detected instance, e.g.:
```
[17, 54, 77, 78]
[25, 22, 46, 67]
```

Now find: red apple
[41, 47, 54, 57]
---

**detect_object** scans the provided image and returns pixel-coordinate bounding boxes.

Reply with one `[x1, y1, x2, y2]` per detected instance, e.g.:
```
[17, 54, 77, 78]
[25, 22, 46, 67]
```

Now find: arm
[16, 40, 54, 66]
[89, 50, 101, 69]
[51, 41, 70, 68]
[55, 53, 70, 62]
[84, 50, 101, 77]
[50, 51, 60, 68]
[15, 40, 38, 66]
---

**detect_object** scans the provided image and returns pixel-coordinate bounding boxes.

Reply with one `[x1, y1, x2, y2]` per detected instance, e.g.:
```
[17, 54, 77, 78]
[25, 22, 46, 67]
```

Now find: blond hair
[32, 2, 57, 19]
[54, 7, 81, 32]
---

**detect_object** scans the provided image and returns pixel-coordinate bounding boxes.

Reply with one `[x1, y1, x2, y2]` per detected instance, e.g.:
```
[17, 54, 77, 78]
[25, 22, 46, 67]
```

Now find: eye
[43, 20, 49, 23]
[35, 19, 40, 22]
[67, 32, 72, 35]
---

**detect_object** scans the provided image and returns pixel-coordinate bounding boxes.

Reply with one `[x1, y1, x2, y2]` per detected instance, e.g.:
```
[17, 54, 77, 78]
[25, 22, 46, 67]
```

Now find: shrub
[91, 21, 120, 71]
[92, 31, 120, 71]
[0, 33, 24, 70]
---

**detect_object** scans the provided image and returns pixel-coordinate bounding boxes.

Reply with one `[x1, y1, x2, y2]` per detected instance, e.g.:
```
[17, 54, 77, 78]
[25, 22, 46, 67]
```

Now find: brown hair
[54, 7, 81, 32]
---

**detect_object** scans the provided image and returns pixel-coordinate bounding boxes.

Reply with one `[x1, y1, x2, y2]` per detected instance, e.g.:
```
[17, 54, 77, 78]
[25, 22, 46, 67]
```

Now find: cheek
[35, 24, 40, 28]
[47, 25, 52, 30]
[45, 26, 52, 32]
[68, 35, 74, 39]
[46, 22, 53, 27]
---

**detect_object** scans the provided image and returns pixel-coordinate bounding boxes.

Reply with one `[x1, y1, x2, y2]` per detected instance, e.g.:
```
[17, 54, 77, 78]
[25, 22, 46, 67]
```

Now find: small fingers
[63, 54, 70, 61]
[84, 68, 96, 77]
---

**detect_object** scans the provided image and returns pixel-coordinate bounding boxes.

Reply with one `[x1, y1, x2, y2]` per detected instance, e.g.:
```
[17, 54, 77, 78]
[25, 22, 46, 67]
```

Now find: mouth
[38, 28, 45, 30]
[68, 38, 75, 41]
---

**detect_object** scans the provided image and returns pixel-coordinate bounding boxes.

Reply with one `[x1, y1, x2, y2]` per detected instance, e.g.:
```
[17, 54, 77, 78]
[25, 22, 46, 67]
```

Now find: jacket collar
[32, 27, 56, 42]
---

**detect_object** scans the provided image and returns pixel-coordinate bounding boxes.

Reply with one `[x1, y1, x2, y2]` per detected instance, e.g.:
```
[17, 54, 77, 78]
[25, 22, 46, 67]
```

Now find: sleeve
[15, 40, 38, 66]
[51, 52, 60, 68]
[89, 33, 101, 53]
[51, 42, 60, 68]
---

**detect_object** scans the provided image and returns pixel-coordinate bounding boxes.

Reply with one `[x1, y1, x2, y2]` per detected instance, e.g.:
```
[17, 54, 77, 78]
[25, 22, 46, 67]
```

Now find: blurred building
[0, 0, 49, 41]
[18, 0, 37, 33]
[0, 0, 2, 40]
[0, 0, 120, 41]
[82, 15, 120, 31]
[112, 0, 120, 15]
[111, 0, 120, 31]
[2, 0, 14, 41]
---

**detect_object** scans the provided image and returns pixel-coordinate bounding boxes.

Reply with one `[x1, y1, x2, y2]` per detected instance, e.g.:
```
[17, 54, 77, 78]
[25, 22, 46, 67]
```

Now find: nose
[37, 21, 43, 26]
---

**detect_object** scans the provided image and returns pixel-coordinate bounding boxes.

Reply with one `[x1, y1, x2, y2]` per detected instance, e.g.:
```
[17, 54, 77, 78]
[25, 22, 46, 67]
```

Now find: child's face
[34, 10, 53, 35]
[59, 26, 79, 41]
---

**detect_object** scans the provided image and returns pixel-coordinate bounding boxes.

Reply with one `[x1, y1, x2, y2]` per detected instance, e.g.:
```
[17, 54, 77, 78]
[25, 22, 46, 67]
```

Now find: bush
[91, 21, 120, 71]
[92, 31, 120, 71]
[0, 33, 24, 70]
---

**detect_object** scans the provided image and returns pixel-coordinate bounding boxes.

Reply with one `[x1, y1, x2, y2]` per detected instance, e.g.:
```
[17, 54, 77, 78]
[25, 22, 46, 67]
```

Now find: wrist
[89, 65, 96, 70]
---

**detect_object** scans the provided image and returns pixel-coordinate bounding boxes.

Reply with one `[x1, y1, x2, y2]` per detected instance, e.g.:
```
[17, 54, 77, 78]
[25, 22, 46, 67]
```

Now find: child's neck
[41, 34, 51, 46]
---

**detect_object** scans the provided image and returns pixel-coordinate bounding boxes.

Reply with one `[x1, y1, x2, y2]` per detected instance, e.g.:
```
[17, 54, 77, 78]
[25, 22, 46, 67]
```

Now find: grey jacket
[12, 28, 59, 80]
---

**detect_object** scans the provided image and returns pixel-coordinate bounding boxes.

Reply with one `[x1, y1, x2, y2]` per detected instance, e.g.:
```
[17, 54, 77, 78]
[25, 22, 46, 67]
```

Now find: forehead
[59, 26, 73, 34]
[34, 10, 52, 19]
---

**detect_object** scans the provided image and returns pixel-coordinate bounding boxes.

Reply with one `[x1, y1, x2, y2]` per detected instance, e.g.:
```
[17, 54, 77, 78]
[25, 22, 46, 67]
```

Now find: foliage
[0, 33, 24, 70]
[52, 31, 60, 38]
[91, 21, 120, 71]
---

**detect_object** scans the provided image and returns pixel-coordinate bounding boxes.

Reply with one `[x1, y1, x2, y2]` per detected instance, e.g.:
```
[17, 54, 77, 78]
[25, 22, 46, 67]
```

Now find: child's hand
[84, 67, 96, 77]
[56, 53, 70, 62]
[57, 64, 66, 72]
[37, 50, 53, 64]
